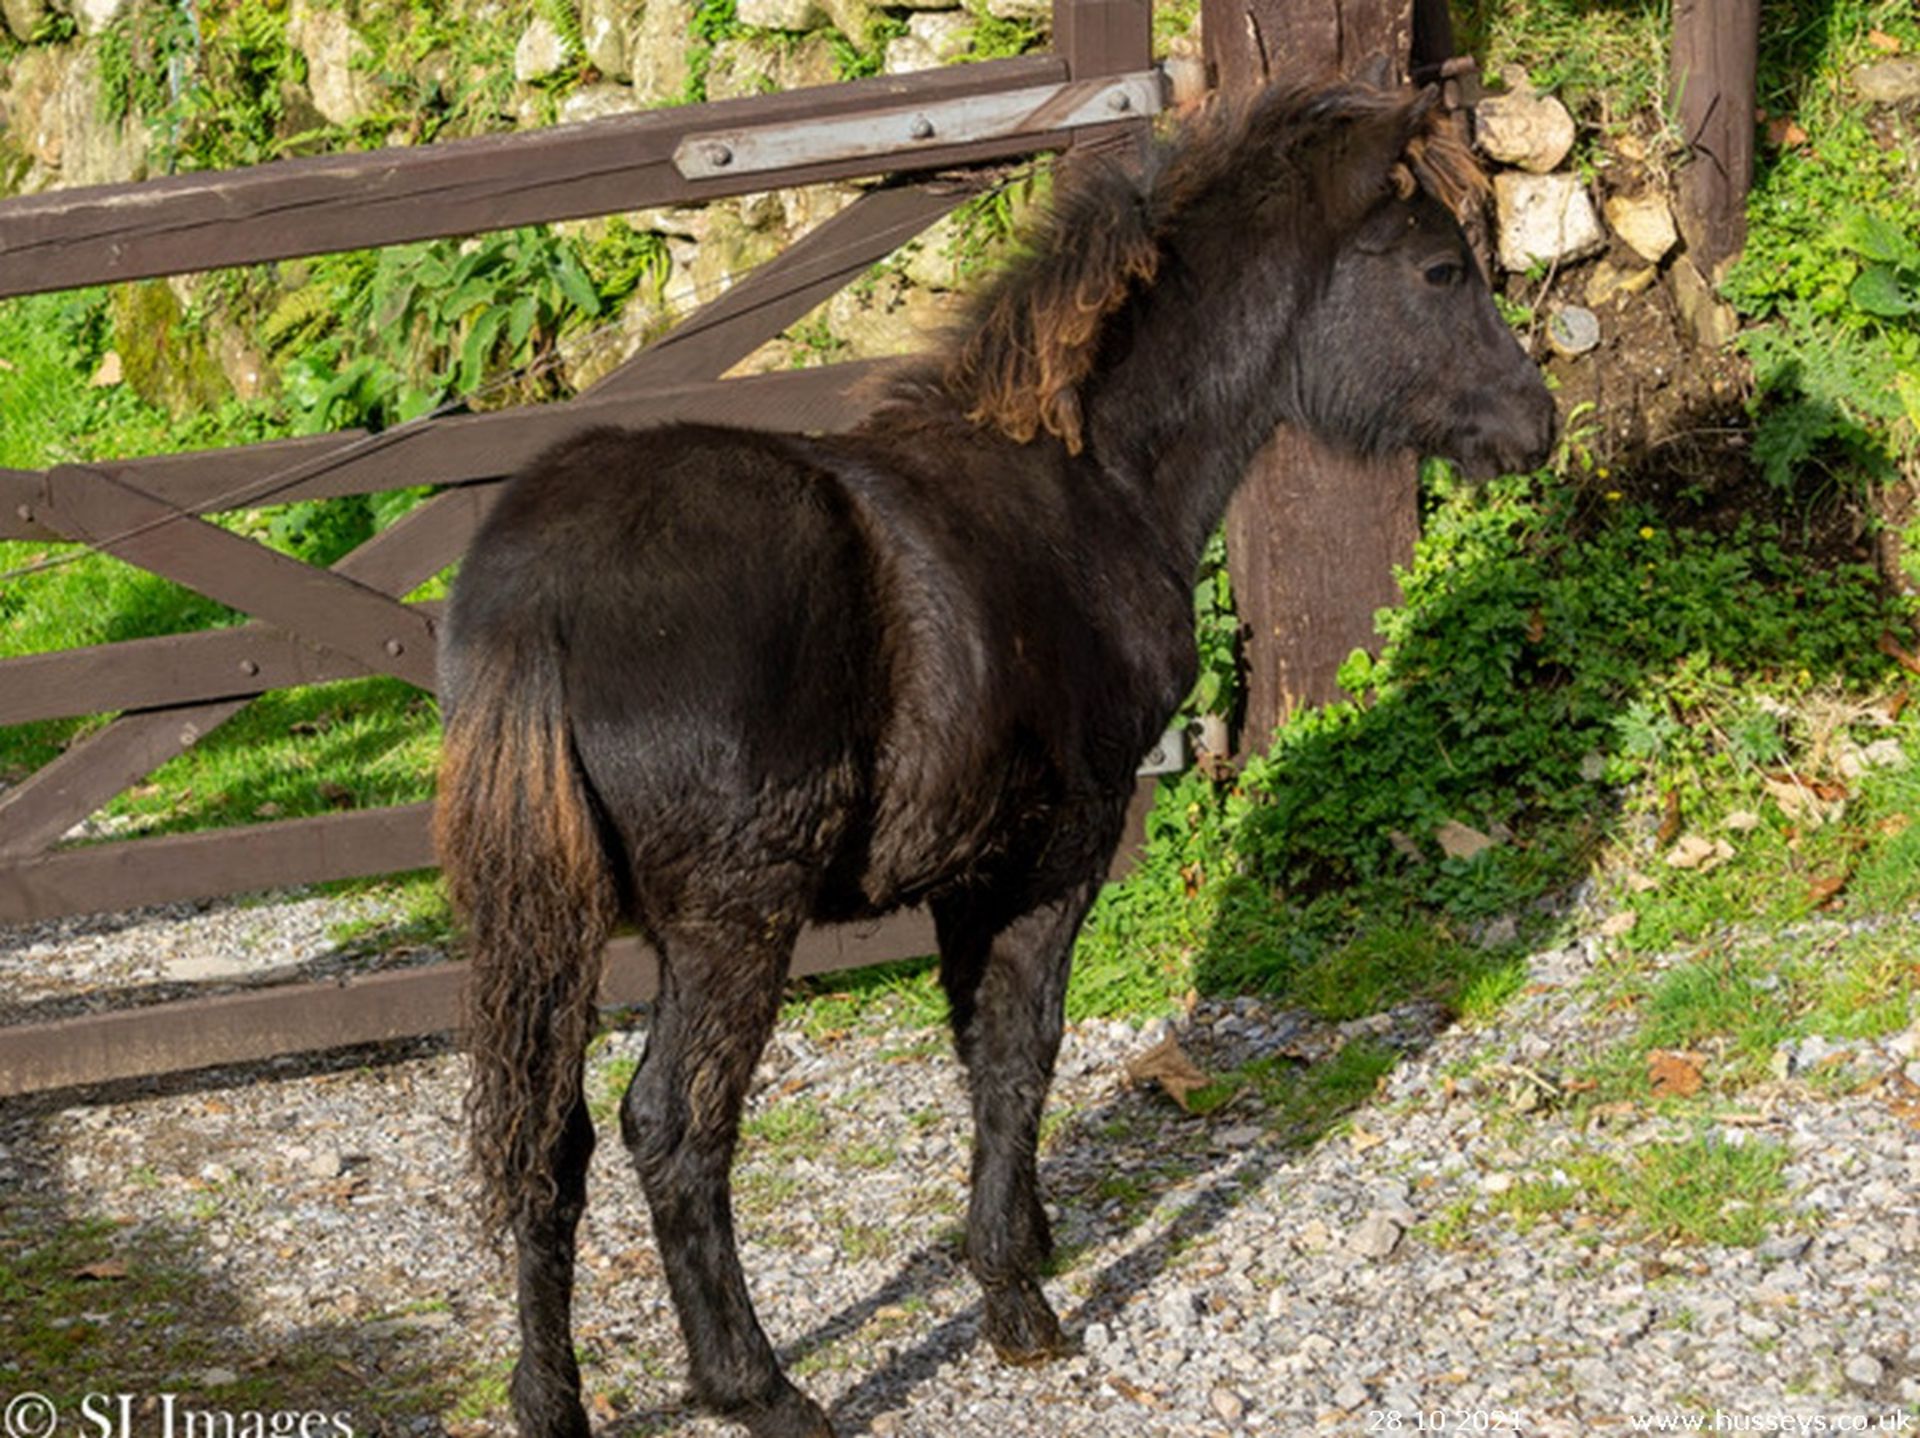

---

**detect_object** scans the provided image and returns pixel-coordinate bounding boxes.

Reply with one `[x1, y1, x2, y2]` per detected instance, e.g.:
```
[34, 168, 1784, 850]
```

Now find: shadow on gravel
[0, 1040, 469, 1436]
[601, 1000, 1445, 1437]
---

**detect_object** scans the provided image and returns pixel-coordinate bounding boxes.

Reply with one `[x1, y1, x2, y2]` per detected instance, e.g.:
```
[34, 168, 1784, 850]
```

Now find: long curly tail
[435, 641, 617, 1240]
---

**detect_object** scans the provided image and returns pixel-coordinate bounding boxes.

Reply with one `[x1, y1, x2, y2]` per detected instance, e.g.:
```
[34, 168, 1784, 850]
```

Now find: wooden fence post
[1199, 0, 1419, 748]
[1671, 0, 1760, 282]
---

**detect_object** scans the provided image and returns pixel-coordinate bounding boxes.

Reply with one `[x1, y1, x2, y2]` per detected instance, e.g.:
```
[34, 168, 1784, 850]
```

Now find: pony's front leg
[934, 877, 1100, 1365]
[621, 908, 832, 1438]
[510, 1096, 595, 1438]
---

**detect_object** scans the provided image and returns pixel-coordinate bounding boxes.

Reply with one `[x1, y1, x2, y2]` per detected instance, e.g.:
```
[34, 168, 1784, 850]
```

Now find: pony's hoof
[734, 1384, 834, 1438]
[982, 1284, 1072, 1367]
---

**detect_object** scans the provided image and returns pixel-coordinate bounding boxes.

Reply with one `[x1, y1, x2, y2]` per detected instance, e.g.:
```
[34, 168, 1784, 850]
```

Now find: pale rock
[627, 205, 709, 242]
[213, 322, 271, 402]
[816, 0, 872, 43]
[1294, 1217, 1333, 1253]
[1604, 189, 1678, 264]
[823, 271, 957, 359]
[1599, 911, 1638, 938]
[1346, 1210, 1403, 1259]
[74, 0, 131, 36]
[1844, 1353, 1885, 1389]
[514, 16, 573, 84]
[706, 34, 837, 101]
[196, 1367, 240, 1388]
[781, 181, 861, 235]
[1546, 303, 1600, 357]
[1474, 90, 1576, 173]
[580, 0, 639, 78]
[985, 0, 1049, 19]
[1332, 1379, 1371, 1411]
[306, 1148, 344, 1181]
[1854, 58, 1920, 106]
[1, 0, 45, 44]
[292, 1, 385, 126]
[885, 10, 972, 73]
[90, 351, 123, 387]
[558, 84, 643, 125]
[3, 46, 71, 169]
[1670, 255, 1739, 350]
[559, 284, 669, 389]
[736, 190, 785, 229]
[630, 0, 695, 105]
[1480, 914, 1519, 947]
[736, 0, 826, 29]
[1494, 171, 1606, 272]
[1210, 1387, 1246, 1424]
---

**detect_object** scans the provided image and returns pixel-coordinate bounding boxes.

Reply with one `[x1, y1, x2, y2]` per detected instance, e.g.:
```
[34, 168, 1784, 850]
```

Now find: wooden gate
[0, 0, 1158, 1095]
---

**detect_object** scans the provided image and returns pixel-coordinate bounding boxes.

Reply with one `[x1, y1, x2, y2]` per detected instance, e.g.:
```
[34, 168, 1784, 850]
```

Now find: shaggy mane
[905, 83, 1483, 454]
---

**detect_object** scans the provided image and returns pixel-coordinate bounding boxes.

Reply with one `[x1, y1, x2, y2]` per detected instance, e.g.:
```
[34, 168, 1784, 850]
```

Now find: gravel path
[3, 889, 1917, 1437]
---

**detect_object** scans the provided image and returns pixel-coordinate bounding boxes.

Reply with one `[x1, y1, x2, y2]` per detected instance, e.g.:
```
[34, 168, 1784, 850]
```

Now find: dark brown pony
[437, 82, 1555, 1438]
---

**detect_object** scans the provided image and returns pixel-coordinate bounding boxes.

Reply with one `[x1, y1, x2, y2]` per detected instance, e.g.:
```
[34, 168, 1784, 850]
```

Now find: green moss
[110, 280, 231, 419]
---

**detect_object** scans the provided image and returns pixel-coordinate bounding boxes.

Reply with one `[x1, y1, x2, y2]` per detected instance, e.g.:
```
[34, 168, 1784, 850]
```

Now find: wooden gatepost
[0, 0, 1158, 1095]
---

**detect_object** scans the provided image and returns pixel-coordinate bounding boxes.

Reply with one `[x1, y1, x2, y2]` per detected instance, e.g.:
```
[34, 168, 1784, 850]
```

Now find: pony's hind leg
[620, 902, 831, 1438]
[933, 877, 1101, 1365]
[510, 1095, 596, 1438]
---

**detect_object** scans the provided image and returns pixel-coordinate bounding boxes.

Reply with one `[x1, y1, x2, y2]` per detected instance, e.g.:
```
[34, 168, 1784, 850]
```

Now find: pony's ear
[944, 170, 1159, 454]
[1320, 84, 1444, 226]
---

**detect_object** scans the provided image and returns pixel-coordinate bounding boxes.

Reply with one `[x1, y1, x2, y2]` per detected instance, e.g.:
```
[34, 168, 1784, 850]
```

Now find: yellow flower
[1639, 525, 1656, 540]
[1605, 490, 1624, 502]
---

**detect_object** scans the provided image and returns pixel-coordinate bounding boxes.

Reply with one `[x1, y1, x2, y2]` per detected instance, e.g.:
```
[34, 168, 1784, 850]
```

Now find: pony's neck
[1082, 267, 1304, 579]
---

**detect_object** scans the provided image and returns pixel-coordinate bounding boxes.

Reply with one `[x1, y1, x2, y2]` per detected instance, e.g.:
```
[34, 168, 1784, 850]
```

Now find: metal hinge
[673, 72, 1165, 181]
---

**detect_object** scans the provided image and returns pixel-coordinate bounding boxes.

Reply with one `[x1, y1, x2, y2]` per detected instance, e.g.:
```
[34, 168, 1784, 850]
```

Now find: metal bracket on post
[672, 72, 1165, 180]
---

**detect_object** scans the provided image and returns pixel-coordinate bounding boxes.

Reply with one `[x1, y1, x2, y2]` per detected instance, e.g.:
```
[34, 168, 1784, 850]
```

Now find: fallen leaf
[1525, 608, 1546, 644]
[1807, 873, 1848, 907]
[1625, 871, 1660, 893]
[1347, 1125, 1385, 1154]
[1647, 1050, 1704, 1097]
[90, 351, 123, 387]
[71, 1260, 129, 1281]
[1879, 631, 1920, 677]
[317, 781, 355, 809]
[1600, 910, 1638, 938]
[1766, 116, 1808, 148]
[1435, 819, 1496, 861]
[1665, 833, 1735, 871]
[1889, 688, 1909, 722]
[1764, 776, 1838, 827]
[1723, 811, 1763, 833]
[1125, 1035, 1212, 1112]
[1867, 28, 1902, 51]
[1879, 813, 1911, 838]
[1657, 788, 1683, 847]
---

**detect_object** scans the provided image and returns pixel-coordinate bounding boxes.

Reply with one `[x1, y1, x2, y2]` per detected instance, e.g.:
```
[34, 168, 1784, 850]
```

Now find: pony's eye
[1425, 261, 1466, 288]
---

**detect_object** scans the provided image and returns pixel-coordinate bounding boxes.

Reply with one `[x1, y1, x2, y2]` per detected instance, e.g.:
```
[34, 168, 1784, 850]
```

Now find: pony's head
[941, 82, 1557, 478]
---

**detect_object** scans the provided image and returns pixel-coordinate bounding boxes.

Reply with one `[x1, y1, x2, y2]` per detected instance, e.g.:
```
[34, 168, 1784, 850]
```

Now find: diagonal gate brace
[30, 464, 440, 692]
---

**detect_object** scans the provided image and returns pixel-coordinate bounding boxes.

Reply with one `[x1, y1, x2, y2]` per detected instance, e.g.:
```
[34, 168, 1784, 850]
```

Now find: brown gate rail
[0, 0, 1157, 1097]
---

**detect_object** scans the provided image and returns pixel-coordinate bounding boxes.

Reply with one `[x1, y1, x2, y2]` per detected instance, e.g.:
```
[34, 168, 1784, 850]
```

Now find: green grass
[1572, 1133, 1792, 1248]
